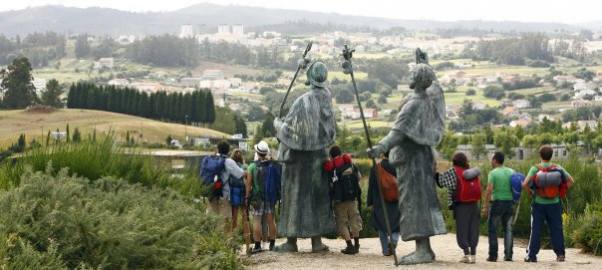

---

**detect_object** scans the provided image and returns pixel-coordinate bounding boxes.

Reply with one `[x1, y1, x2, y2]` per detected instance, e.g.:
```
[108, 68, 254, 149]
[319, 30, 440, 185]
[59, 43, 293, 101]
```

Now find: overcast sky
[2, 0, 601, 24]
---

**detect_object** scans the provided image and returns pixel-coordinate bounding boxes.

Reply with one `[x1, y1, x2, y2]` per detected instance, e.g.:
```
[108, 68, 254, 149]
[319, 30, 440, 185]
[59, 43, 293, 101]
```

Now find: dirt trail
[245, 234, 602, 270]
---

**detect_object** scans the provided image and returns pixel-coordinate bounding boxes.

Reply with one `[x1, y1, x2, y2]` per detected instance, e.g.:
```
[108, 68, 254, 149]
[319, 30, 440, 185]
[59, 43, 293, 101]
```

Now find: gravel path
[245, 234, 602, 270]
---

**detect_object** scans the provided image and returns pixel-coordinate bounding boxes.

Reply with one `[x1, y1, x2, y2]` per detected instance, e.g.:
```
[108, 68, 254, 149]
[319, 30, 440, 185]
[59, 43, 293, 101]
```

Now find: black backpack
[331, 163, 360, 202]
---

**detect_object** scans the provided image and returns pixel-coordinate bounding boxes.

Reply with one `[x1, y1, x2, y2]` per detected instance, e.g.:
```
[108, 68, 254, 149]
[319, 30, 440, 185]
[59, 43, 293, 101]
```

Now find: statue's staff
[341, 44, 399, 266]
[279, 41, 313, 118]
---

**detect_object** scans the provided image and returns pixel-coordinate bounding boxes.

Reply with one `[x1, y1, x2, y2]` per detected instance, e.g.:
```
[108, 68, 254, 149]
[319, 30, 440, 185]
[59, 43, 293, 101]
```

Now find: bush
[0, 169, 240, 269]
[570, 204, 602, 255]
[483, 85, 506, 100]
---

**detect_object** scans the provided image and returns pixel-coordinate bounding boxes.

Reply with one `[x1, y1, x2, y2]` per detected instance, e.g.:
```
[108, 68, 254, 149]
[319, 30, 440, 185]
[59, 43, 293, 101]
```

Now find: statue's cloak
[276, 87, 336, 151]
[275, 86, 337, 237]
[388, 82, 448, 241]
[392, 82, 445, 147]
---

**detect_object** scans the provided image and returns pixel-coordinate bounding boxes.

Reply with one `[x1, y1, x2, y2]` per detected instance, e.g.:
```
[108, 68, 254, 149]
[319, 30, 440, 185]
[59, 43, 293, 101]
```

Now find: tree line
[126, 35, 200, 67]
[0, 32, 66, 67]
[463, 33, 553, 65]
[67, 82, 216, 125]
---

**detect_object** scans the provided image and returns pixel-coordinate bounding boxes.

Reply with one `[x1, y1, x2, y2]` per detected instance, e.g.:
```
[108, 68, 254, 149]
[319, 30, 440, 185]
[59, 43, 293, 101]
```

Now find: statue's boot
[398, 238, 435, 265]
[274, 237, 298, 253]
[311, 236, 329, 253]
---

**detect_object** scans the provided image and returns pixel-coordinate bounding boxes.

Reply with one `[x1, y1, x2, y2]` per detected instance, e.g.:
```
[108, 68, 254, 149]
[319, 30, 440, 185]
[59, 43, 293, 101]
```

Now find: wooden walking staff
[279, 41, 312, 118]
[342, 44, 399, 266]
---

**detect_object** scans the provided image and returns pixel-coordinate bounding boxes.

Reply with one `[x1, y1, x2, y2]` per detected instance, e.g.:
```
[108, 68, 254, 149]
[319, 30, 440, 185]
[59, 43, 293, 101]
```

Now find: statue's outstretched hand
[367, 145, 384, 159]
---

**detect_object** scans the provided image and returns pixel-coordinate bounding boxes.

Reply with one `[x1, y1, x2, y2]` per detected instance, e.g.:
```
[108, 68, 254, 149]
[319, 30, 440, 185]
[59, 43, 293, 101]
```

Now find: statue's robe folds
[388, 83, 447, 241]
[275, 86, 336, 238]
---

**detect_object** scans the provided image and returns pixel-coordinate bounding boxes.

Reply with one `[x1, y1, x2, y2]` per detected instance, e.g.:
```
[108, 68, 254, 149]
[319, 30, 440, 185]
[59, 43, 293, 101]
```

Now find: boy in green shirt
[482, 152, 515, 262]
[522, 145, 574, 263]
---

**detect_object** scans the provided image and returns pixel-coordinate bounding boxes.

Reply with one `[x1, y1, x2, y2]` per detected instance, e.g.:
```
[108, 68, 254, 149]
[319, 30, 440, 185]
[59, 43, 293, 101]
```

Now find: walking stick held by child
[342, 44, 399, 266]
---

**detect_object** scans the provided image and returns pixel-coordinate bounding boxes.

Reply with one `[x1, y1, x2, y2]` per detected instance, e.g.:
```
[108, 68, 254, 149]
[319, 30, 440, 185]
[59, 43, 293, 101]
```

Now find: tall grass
[0, 137, 202, 197]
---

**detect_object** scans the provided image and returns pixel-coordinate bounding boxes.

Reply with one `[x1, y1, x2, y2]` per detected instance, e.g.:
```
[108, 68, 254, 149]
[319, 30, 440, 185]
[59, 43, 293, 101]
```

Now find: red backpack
[454, 166, 482, 203]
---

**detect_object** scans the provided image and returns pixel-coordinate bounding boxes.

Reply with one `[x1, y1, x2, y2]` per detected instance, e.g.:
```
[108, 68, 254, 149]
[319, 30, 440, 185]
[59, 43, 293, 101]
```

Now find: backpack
[510, 172, 525, 203]
[200, 155, 226, 185]
[454, 166, 482, 203]
[376, 161, 399, 203]
[531, 164, 568, 199]
[251, 160, 282, 204]
[332, 163, 361, 202]
[200, 155, 226, 198]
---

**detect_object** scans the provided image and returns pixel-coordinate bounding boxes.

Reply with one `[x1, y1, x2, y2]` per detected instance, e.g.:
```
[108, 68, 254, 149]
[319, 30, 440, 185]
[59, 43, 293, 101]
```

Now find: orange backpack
[532, 165, 568, 199]
[376, 162, 399, 203]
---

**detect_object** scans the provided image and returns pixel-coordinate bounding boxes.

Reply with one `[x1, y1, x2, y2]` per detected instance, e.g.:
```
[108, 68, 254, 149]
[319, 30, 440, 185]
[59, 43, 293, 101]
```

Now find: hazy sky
[2, 0, 601, 24]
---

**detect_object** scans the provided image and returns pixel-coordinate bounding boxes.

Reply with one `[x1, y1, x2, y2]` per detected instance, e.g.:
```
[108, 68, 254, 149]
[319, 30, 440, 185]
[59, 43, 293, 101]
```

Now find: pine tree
[234, 114, 248, 138]
[190, 91, 199, 123]
[0, 56, 37, 109]
[205, 91, 216, 124]
[261, 112, 276, 137]
[197, 91, 207, 124]
[67, 83, 76, 108]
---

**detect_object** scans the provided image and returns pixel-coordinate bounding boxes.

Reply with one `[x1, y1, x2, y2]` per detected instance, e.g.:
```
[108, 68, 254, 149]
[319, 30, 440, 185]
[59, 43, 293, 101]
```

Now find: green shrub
[570, 204, 602, 256]
[0, 169, 240, 269]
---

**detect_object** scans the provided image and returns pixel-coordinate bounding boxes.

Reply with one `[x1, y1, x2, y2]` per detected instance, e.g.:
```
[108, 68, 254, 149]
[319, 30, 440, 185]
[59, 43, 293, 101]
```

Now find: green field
[0, 109, 229, 147]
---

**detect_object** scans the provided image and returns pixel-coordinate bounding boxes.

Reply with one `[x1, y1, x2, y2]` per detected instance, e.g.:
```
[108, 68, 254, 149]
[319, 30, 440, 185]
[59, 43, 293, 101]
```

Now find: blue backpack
[200, 155, 226, 185]
[251, 161, 282, 204]
[510, 172, 525, 203]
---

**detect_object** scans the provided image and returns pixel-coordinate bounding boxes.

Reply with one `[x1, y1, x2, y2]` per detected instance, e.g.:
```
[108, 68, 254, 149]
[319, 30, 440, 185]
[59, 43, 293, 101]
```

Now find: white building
[575, 89, 598, 100]
[179, 24, 194, 39]
[117, 35, 137, 45]
[199, 79, 231, 89]
[512, 99, 531, 109]
[180, 77, 202, 88]
[32, 78, 47, 96]
[232, 24, 244, 36]
[107, 79, 129, 87]
[218, 24, 230, 34]
[229, 77, 242, 88]
[94, 58, 114, 70]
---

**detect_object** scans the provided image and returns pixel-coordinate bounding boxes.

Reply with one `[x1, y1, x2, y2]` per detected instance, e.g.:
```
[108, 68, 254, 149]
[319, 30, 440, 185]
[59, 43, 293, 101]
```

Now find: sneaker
[556, 255, 565, 262]
[469, 255, 476, 264]
[459, 255, 470, 264]
[269, 240, 275, 251]
[341, 245, 357, 255]
[486, 257, 497, 262]
[524, 256, 537, 263]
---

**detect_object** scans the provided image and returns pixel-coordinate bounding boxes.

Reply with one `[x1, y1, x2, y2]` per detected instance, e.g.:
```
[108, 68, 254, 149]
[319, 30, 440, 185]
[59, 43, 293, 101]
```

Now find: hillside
[0, 3, 581, 36]
[0, 108, 229, 147]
